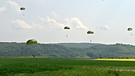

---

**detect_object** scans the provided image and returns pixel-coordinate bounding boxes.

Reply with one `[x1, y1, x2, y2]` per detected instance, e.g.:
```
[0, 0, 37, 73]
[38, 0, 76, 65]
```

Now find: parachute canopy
[64, 26, 70, 29]
[87, 31, 94, 34]
[26, 39, 37, 44]
[20, 7, 25, 10]
[127, 28, 133, 31]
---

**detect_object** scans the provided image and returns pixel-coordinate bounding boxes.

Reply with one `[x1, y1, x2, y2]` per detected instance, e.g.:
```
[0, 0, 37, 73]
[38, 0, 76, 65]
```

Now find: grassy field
[0, 58, 135, 76]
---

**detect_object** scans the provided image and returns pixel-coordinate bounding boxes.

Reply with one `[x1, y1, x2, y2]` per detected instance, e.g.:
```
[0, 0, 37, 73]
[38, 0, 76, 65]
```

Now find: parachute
[26, 39, 37, 44]
[127, 28, 132, 31]
[20, 7, 25, 10]
[64, 26, 70, 29]
[87, 31, 94, 34]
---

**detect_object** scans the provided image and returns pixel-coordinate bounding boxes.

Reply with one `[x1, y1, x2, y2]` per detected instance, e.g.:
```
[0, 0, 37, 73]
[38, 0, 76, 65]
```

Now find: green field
[0, 58, 135, 76]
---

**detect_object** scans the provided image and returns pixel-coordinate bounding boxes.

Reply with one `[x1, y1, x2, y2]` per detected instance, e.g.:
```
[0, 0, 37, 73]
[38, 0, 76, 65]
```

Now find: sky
[1, 0, 135, 44]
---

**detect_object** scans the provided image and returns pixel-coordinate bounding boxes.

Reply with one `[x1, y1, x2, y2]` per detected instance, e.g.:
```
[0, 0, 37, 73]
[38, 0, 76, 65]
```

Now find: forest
[0, 42, 135, 58]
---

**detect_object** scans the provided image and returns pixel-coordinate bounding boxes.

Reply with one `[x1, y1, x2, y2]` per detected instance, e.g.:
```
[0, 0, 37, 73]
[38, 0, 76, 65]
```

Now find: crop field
[96, 58, 135, 61]
[0, 58, 135, 76]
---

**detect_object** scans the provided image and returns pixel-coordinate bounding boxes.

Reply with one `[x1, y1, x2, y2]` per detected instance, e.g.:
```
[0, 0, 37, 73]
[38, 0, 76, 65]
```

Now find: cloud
[11, 19, 44, 30]
[46, 16, 66, 27]
[100, 25, 110, 30]
[39, 16, 67, 29]
[12, 19, 32, 29]
[0, 7, 6, 13]
[39, 16, 46, 22]
[31, 23, 44, 29]
[68, 17, 88, 30]
[39, 15, 88, 30]
[8, 0, 21, 13]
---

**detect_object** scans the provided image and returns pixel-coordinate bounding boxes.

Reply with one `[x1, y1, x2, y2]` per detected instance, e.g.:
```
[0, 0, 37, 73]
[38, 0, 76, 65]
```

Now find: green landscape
[0, 42, 135, 75]
[0, 58, 135, 76]
[1, 0, 135, 76]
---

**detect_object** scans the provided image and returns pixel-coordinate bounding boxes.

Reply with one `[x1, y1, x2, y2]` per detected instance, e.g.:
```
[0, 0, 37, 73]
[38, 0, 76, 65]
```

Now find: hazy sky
[1, 0, 135, 44]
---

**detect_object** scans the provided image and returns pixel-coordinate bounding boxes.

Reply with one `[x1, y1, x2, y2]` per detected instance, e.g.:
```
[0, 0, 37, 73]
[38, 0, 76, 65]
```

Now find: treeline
[0, 42, 135, 58]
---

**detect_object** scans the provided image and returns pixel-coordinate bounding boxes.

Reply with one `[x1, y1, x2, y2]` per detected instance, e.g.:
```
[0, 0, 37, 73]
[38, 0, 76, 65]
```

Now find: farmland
[0, 58, 135, 76]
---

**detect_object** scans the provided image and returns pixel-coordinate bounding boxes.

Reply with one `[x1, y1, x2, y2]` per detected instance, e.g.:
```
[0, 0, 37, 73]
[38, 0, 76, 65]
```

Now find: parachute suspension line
[64, 26, 70, 38]
[127, 27, 133, 36]
[20, 7, 26, 16]
[87, 30, 94, 42]
[127, 27, 133, 44]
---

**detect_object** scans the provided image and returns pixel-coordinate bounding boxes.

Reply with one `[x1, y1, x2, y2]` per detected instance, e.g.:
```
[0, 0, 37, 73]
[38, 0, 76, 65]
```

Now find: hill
[58, 43, 103, 48]
[0, 42, 135, 58]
